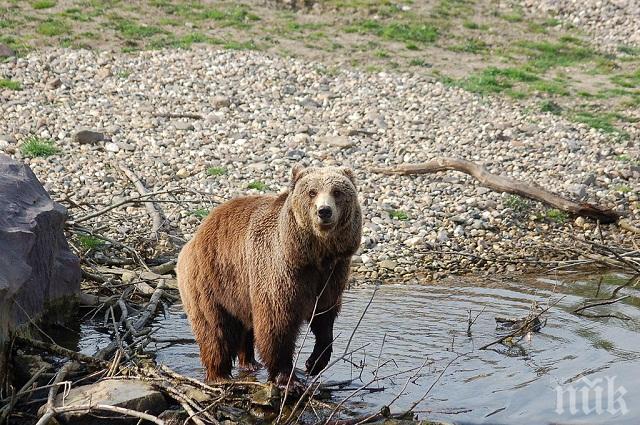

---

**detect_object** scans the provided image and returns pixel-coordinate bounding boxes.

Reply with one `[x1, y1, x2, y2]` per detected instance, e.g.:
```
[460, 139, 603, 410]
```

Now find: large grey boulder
[39, 379, 167, 424]
[0, 154, 81, 345]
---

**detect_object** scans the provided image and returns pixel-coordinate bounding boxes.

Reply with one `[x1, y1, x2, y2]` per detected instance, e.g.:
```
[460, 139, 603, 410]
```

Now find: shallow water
[77, 273, 640, 424]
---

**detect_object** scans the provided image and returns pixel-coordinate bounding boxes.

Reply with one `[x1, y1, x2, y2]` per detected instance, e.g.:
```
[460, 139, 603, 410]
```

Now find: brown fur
[177, 165, 362, 383]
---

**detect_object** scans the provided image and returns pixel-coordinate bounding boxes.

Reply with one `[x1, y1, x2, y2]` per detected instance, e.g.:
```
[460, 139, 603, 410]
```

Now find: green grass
[389, 210, 409, 220]
[61, 7, 95, 22]
[618, 45, 640, 56]
[409, 58, 431, 67]
[614, 184, 631, 194]
[571, 111, 620, 135]
[347, 20, 438, 44]
[206, 166, 226, 176]
[247, 181, 269, 191]
[32, 0, 56, 9]
[505, 195, 530, 212]
[433, 0, 474, 19]
[501, 11, 523, 23]
[77, 234, 104, 250]
[540, 100, 562, 115]
[20, 136, 59, 158]
[611, 69, 640, 88]
[37, 19, 70, 36]
[546, 209, 568, 223]
[449, 38, 487, 54]
[0, 79, 22, 90]
[529, 79, 570, 96]
[114, 19, 166, 39]
[456, 66, 539, 95]
[199, 5, 260, 29]
[223, 40, 257, 50]
[517, 39, 596, 72]
[191, 208, 210, 219]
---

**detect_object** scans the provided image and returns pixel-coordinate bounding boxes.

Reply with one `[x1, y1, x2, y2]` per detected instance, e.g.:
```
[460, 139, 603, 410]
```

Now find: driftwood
[372, 158, 620, 224]
[118, 163, 164, 237]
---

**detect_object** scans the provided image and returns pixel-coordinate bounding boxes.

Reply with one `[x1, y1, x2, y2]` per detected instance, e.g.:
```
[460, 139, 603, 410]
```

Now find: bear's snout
[317, 205, 333, 221]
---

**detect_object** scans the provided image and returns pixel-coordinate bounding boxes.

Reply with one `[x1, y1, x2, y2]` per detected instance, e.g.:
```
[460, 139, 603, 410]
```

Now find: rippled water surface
[78, 274, 640, 424]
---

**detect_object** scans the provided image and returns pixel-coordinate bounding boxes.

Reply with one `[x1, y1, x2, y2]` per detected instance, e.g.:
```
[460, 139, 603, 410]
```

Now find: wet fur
[177, 166, 362, 382]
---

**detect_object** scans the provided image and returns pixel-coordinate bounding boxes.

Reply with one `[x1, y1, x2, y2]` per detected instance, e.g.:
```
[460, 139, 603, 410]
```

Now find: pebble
[104, 142, 120, 152]
[73, 129, 104, 145]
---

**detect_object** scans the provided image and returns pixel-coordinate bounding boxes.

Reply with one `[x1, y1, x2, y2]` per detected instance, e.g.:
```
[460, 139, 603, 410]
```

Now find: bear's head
[289, 165, 359, 237]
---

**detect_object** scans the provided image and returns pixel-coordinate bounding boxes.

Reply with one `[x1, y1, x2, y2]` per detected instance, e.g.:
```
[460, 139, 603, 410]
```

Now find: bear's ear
[290, 164, 306, 190]
[340, 167, 356, 187]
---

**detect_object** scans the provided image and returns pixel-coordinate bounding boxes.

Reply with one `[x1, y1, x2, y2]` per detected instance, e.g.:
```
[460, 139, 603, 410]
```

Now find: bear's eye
[308, 189, 317, 198]
[332, 190, 343, 199]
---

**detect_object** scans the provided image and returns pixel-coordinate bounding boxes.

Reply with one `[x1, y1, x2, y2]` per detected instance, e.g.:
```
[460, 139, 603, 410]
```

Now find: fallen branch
[37, 403, 165, 425]
[118, 163, 165, 238]
[14, 337, 109, 368]
[372, 158, 619, 223]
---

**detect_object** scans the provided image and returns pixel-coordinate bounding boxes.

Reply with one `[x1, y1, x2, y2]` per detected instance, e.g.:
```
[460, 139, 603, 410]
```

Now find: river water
[77, 273, 639, 424]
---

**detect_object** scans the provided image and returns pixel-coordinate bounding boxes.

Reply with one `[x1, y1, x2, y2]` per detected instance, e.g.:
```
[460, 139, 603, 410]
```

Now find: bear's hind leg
[237, 329, 261, 371]
[192, 303, 239, 382]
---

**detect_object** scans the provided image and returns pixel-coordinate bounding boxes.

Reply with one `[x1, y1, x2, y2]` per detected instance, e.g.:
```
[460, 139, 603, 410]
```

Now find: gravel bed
[1, 48, 638, 280]
[521, 0, 640, 51]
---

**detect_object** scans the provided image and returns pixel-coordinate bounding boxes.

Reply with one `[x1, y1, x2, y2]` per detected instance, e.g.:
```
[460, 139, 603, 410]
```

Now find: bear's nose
[318, 206, 333, 220]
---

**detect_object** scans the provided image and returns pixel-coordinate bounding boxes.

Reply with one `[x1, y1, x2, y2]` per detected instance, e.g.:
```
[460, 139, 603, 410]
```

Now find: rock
[568, 183, 587, 199]
[42, 379, 167, 424]
[379, 260, 397, 270]
[0, 155, 81, 346]
[574, 216, 586, 228]
[73, 129, 104, 145]
[437, 229, 449, 242]
[293, 133, 310, 144]
[176, 168, 189, 179]
[0, 43, 15, 58]
[583, 174, 597, 186]
[104, 142, 120, 152]
[318, 135, 355, 149]
[173, 121, 194, 131]
[404, 236, 422, 247]
[212, 96, 231, 109]
[454, 225, 465, 237]
[0, 134, 16, 144]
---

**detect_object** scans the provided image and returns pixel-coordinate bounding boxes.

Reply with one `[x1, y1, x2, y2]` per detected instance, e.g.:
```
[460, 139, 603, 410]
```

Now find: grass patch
[529, 79, 570, 96]
[206, 166, 226, 176]
[200, 5, 260, 29]
[77, 234, 104, 250]
[505, 195, 530, 212]
[571, 111, 620, 135]
[389, 210, 409, 220]
[540, 100, 562, 114]
[614, 184, 631, 194]
[61, 7, 95, 22]
[457, 66, 538, 95]
[114, 19, 166, 39]
[37, 19, 70, 36]
[433, 0, 474, 18]
[191, 208, 210, 219]
[347, 20, 438, 44]
[501, 11, 523, 23]
[223, 40, 257, 50]
[611, 69, 640, 88]
[20, 136, 59, 158]
[517, 39, 595, 72]
[449, 38, 487, 54]
[32, 0, 56, 9]
[0, 79, 22, 90]
[247, 181, 269, 191]
[618, 45, 640, 56]
[409, 58, 431, 67]
[546, 209, 568, 223]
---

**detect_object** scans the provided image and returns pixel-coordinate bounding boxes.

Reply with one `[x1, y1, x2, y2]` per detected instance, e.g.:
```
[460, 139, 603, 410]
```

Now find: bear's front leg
[253, 302, 302, 387]
[305, 308, 337, 375]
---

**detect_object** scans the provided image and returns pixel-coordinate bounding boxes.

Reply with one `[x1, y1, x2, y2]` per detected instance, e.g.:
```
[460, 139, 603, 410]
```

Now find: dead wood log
[371, 158, 620, 224]
[118, 163, 164, 238]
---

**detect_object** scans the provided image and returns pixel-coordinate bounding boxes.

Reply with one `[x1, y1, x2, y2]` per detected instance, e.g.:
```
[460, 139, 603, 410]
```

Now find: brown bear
[176, 165, 362, 385]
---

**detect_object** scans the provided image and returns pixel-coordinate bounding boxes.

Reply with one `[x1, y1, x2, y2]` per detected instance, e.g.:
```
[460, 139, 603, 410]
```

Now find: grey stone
[0, 43, 15, 58]
[104, 142, 120, 152]
[454, 225, 465, 237]
[0, 155, 81, 345]
[44, 379, 167, 424]
[73, 129, 104, 145]
[0, 134, 16, 144]
[568, 183, 587, 199]
[437, 229, 449, 242]
[318, 136, 355, 149]
[379, 260, 397, 270]
[583, 174, 597, 186]
[212, 96, 231, 109]
[173, 121, 194, 131]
